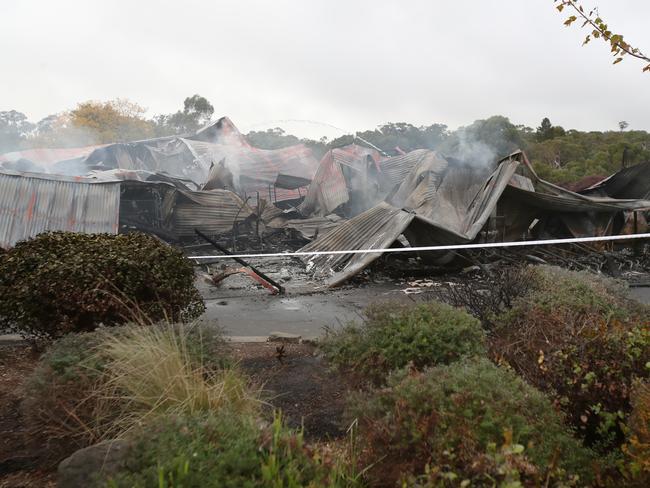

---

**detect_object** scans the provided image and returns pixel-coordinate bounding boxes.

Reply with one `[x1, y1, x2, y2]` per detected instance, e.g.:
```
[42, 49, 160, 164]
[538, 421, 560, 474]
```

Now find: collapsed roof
[0, 117, 319, 204]
[580, 162, 650, 201]
[0, 118, 301, 247]
[1, 117, 649, 283]
[300, 150, 650, 286]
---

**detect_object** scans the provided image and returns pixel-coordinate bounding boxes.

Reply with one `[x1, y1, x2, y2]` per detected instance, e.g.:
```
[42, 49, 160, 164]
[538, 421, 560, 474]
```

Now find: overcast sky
[1, 0, 648, 139]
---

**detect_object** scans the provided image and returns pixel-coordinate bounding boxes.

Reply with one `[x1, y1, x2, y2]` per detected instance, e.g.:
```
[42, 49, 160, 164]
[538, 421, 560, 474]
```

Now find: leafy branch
[554, 0, 650, 72]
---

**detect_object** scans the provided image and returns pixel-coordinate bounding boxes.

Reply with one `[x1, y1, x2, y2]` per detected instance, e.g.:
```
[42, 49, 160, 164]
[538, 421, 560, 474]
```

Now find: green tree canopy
[0, 110, 34, 152]
[154, 94, 215, 136]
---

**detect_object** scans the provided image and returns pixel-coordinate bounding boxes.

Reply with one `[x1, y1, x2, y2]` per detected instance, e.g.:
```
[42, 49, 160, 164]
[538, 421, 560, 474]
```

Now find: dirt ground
[0, 340, 351, 487]
[233, 341, 350, 440]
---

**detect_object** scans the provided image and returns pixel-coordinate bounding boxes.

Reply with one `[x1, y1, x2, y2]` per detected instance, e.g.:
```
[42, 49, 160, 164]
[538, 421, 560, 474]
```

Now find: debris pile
[1, 116, 649, 287]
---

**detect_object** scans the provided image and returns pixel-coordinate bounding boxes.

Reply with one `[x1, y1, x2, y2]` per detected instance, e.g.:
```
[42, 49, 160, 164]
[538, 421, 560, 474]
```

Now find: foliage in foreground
[346, 358, 595, 487]
[0, 232, 205, 340]
[105, 412, 361, 488]
[621, 380, 650, 486]
[490, 266, 650, 456]
[319, 301, 486, 385]
[22, 323, 241, 464]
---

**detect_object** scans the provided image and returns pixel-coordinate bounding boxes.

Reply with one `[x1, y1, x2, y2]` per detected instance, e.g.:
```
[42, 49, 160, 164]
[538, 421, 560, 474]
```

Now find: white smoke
[448, 127, 498, 168]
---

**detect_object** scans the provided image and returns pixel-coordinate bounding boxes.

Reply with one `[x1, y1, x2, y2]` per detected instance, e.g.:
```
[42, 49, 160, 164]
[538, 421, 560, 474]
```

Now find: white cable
[189, 232, 650, 260]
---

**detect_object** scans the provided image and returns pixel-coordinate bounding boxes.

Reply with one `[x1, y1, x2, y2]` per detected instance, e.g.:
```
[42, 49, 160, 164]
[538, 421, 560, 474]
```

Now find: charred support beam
[194, 229, 285, 294]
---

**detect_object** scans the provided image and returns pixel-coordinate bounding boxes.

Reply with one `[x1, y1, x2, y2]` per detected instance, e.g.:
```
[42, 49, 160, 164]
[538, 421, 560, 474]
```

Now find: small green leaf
[511, 444, 525, 454]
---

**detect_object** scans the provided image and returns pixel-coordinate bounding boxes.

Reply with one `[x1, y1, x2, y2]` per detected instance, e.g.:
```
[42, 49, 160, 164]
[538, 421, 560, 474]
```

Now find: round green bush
[490, 266, 650, 454]
[320, 301, 486, 385]
[346, 358, 595, 486]
[0, 232, 205, 340]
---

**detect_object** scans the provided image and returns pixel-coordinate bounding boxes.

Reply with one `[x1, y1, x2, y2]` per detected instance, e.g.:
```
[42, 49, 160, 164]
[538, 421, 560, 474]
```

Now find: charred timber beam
[194, 229, 285, 294]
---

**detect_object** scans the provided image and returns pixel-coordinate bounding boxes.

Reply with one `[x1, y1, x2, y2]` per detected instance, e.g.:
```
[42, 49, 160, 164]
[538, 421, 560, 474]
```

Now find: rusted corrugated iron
[378, 149, 432, 190]
[0, 171, 120, 248]
[298, 144, 385, 217]
[298, 150, 348, 217]
[172, 189, 254, 238]
[184, 138, 318, 203]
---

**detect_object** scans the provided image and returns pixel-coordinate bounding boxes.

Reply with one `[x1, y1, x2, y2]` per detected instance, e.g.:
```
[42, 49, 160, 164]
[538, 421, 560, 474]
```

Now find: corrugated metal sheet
[0, 172, 120, 248]
[172, 189, 254, 238]
[301, 202, 415, 285]
[266, 214, 344, 240]
[84, 138, 206, 183]
[79, 118, 305, 190]
[183, 139, 318, 203]
[301, 150, 650, 285]
[190, 116, 250, 146]
[581, 162, 650, 200]
[504, 185, 650, 212]
[379, 149, 431, 189]
[298, 150, 348, 216]
[507, 154, 650, 213]
[333, 144, 382, 168]
[298, 144, 386, 217]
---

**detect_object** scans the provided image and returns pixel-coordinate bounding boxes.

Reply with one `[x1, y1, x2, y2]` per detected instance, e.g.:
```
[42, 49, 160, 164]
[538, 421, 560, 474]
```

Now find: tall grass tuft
[22, 323, 259, 465]
[94, 324, 259, 438]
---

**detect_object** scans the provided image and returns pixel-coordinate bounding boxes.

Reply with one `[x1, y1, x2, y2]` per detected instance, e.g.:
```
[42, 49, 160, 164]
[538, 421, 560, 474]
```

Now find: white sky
[1, 0, 649, 139]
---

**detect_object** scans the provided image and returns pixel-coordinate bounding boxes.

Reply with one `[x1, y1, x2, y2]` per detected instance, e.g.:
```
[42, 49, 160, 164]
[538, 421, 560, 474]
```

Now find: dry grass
[92, 324, 259, 438]
[22, 322, 260, 462]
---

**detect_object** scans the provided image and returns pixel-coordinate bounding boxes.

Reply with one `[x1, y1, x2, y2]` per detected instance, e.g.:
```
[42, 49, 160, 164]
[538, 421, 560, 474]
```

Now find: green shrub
[105, 412, 358, 488]
[490, 266, 650, 454]
[107, 412, 261, 488]
[21, 331, 107, 461]
[621, 380, 650, 486]
[22, 323, 234, 464]
[320, 301, 486, 385]
[346, 358, 595, 487]
[0, 232, 205, 340]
